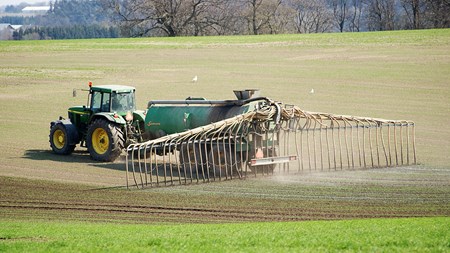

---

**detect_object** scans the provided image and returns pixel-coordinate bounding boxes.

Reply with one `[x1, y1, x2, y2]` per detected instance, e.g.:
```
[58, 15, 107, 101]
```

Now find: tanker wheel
[49, 123, 75, 155]
[208, 145, 241, 179]
[179, 143, 208, 176]
[86, 119, 124, 162]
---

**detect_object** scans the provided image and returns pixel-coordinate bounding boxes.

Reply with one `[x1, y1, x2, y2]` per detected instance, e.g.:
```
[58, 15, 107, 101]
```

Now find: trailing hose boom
[126, 90, 416, 189]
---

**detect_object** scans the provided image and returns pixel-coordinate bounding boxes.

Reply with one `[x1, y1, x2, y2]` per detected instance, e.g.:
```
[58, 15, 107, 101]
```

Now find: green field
[0, 29, 449, 251]
[1, 217, 448, 252]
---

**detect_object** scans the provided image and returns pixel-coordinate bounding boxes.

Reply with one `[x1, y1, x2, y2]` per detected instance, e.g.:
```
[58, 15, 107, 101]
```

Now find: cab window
[91, 91, 111, 112]
[111, 91, 135, 112]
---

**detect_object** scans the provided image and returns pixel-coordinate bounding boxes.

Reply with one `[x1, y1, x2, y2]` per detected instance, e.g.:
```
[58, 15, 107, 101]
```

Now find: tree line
[3, 0, 117, 40]
[4, 0, 449, 40]
[109, 0, 449, 37]
[12, 25, 119, 40]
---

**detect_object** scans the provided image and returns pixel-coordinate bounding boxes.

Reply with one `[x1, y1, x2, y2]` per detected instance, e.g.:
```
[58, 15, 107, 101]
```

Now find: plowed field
[1, 166, 449, 223]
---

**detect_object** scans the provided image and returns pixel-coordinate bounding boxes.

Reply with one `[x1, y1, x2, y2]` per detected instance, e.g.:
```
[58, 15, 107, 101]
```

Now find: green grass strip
[1, 29, 449, 52]
[0, 217, 448, 252]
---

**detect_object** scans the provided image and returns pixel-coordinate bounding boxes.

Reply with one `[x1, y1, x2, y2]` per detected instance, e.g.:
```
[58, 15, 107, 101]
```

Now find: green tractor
[50, 85, 275, 165]
[49, 83, 146, 162]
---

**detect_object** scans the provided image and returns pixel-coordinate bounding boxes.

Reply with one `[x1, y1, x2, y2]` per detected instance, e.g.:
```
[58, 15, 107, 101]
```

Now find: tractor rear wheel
[86, 119, 124, 162]
[49, 123, 76, 155]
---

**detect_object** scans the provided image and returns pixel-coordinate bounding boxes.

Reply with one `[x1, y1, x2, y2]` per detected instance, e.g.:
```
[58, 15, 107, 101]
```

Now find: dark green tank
[144, 90, 263, 139]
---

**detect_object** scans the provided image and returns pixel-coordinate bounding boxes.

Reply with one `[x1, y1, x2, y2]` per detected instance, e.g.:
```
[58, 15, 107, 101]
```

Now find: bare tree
[330, 0, 349, 32]
[103, 0, 215, 37]
[289, 0, 333, 33]
[423, 0, 450, 28]
[349, 0, 363, 31]
[365, 0, 396, 31]
[267, 3, 298, 34]
[400, 0, 425, 29]
[201, 1, 245, 35]
[243, 0, 283, 35]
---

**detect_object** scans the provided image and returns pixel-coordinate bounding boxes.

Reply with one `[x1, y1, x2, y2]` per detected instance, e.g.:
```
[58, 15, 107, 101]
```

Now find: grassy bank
[1, 217, 448, 252]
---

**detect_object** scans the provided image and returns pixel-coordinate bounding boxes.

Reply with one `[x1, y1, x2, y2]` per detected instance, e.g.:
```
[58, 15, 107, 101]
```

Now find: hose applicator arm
[273, 102, 282, 125]
[243, 96, 282, 125]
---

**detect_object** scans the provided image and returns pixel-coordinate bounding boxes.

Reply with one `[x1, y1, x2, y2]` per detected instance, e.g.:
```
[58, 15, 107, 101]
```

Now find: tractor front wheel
[49, 123, 76, 155]
[86, 119, 124, 162]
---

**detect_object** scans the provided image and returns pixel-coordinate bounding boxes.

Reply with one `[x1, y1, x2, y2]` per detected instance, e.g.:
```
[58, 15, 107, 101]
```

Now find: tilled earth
[1, 166, 449, 223]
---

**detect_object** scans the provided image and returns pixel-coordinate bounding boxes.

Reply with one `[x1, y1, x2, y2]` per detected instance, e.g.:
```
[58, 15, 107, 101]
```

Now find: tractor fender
[91, 113, 127, 125]
[133, 110, 146, 122]
[50, 119, 80, 145]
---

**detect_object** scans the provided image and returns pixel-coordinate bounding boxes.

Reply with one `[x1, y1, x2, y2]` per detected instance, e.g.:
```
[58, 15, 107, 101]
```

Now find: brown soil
[1, 166, 448, 224]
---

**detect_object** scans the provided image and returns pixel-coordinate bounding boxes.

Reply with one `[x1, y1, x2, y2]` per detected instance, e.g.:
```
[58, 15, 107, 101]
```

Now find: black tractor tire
[86, 118, 124, 162]
[49, 123, 76, 155]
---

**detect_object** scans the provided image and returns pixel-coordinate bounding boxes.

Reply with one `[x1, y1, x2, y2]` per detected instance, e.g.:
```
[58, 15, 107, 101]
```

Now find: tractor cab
[89, 85, 136, 115]
[67, 84, 137, 138]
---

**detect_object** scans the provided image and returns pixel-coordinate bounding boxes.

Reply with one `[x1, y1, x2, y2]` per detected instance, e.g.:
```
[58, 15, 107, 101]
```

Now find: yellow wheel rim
[53, 129, 65, 149]
[92, 128, 109, 155]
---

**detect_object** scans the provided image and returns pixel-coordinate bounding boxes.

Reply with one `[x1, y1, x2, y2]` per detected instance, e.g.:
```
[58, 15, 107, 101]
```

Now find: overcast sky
[0, 0, 49, 6]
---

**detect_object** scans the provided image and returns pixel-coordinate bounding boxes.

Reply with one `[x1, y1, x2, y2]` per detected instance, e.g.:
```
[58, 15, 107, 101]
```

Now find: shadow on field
[90, 162, 127, 172]
[23, 149, 91, 163]
[23, 149, 127, 172]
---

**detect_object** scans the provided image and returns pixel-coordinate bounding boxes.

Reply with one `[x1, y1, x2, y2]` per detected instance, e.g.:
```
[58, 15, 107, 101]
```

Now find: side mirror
[73, 89, 77, 97]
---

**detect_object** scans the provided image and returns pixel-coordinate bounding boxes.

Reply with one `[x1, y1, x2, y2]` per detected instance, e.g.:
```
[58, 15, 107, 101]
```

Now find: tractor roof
[91, 85, 135, 93]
